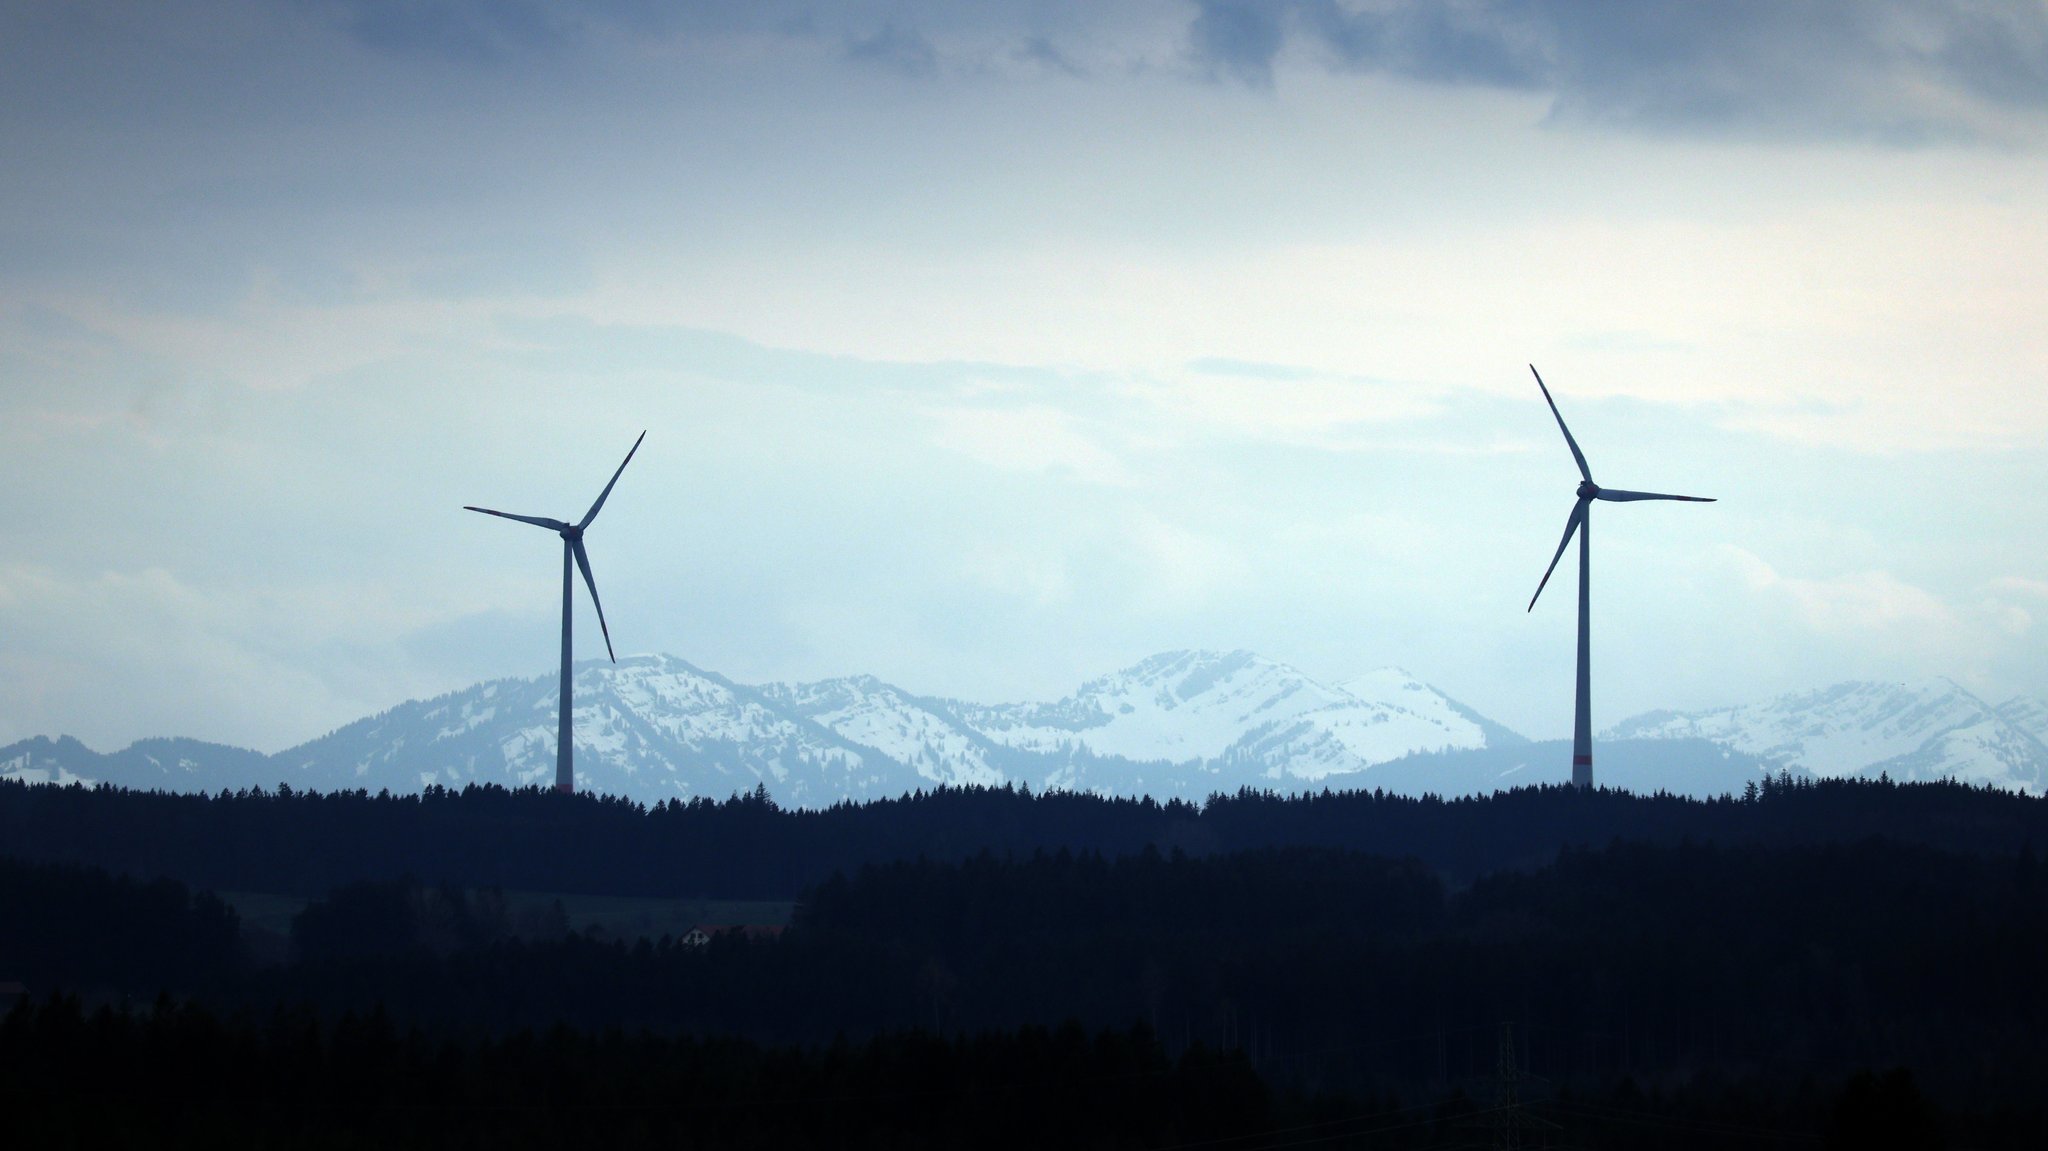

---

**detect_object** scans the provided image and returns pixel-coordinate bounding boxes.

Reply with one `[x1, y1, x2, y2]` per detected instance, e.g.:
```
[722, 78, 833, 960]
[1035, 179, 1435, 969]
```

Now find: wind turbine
[1525, 367, 1712, 790]
[465, 431, 645, 795]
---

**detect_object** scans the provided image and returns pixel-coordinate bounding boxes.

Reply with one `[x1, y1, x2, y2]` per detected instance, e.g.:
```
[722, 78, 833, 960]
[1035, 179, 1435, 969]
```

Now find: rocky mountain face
[1606, 678, 2048, 795]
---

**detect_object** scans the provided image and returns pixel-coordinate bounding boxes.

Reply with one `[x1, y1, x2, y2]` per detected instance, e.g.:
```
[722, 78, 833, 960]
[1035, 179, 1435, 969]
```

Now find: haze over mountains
[4, 651, 2044, 805]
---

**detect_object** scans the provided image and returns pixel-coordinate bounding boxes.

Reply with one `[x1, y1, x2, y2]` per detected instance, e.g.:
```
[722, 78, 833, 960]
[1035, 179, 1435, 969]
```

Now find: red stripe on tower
[1572, 755, 1592, 766]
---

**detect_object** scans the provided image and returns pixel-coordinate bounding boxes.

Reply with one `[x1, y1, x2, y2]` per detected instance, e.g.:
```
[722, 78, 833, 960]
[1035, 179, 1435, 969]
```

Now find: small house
[679, 924, 786, 949]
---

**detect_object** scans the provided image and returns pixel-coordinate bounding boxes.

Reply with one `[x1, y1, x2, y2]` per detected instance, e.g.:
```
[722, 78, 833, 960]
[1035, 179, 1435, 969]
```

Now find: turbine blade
[579, 430, 647, 530]
[1528, 498, 1588, 612]
[1593, 488, 1716, 503]
[571, 538, 615, 663]
[464, 507, 570, 531]
[1530, 365, 1593, 483]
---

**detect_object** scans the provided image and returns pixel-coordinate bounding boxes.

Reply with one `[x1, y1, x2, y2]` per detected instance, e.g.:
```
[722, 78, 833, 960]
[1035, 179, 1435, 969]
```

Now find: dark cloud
[1188, 0, 1286, 86]
[324, 0, 566, 62]
[1928, 2, 2048, 107]
[1014, 35, 1087, 77]
[1297, 0, 1544, 88]
[303, 0, 596, 61]
[298, 0, 797, 62]
[846, 21, 941, 78]
[250, 0, 2048, 135]
[1187, 0, 2048, 138]
[19, 2, 2046, 147]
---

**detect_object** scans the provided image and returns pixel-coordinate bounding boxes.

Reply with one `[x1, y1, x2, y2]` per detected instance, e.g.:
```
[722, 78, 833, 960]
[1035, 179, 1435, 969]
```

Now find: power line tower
[1491, 1021, 1526, 1151]
[1487, 1021, 1562, 1150]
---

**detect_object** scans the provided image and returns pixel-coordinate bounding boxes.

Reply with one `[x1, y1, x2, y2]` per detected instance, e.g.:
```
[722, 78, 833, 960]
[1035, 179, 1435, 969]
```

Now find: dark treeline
[241, 843, 2048, 1103]
[1, 840, 2014, 1147]
[0, 998, 1275, 1150]
[13, 993, 1945, 1151]
[5, 777, 2044, 1145]
[0, 856, 239, 993]
[1, 771, 2043, 898]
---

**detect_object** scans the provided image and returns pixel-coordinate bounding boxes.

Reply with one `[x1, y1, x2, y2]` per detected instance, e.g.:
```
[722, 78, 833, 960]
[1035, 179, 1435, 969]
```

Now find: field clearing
[218, 889, 796, 953]
[507, 890, 797, 940]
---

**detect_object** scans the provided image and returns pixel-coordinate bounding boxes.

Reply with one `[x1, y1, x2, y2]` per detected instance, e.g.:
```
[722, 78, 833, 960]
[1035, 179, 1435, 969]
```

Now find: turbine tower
[1525, 367, 1712, 789]
[465, 431, 645, 795]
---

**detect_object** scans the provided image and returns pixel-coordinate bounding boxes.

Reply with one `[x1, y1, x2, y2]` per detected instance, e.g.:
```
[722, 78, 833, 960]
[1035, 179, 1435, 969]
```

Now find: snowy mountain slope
[1606, 679, 2048, 795]
[0, 650, 1520, 805]
[1344, 669, 1530, 752]
[21, 652, 2037, 805]
[0, 737, 100, 787]
[758, 675, 1008, 788]
[1866, 713, 2048, 793]
[952, 651, 1336, 762]
[1998, 695, 2048, 745]
[1328, 667, 1522, 763]
[946, 651, 1498, 783]
[282, 654, 925, 807]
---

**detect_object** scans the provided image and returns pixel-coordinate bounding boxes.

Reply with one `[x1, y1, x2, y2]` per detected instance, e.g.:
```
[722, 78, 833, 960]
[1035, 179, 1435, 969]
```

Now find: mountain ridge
[6, 655, 2043, 804]
[1606, 676, 2048, 795]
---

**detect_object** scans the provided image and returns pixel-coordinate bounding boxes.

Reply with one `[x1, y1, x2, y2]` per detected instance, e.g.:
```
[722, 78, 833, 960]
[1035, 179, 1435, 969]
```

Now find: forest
[1, 774, 2041, 1147]
[2, 769, 2042, 896]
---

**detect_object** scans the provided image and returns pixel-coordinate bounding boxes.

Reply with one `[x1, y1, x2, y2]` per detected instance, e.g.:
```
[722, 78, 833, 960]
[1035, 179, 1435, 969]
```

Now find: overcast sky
[5, 0, 2047, 753]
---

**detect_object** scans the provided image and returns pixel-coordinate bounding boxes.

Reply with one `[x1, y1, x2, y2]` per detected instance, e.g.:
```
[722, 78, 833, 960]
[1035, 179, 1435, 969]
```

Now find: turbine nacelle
[1527, 367, 1715, 616]
[462, 430, 646, 666]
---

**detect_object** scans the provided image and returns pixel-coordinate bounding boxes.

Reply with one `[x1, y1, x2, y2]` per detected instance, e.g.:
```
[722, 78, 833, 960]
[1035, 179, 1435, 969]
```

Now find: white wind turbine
[1525, 367, 1712, 789]
[465, 431, 645, 794]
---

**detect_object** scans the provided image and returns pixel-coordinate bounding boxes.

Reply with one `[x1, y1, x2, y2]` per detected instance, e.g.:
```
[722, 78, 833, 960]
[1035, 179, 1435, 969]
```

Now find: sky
[3, 0, 2047, 753]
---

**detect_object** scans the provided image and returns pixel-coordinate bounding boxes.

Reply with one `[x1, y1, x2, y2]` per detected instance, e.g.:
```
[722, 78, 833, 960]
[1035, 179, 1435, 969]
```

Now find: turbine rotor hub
[1576, 479, 1600, 500]
[560, 524, 583, 541]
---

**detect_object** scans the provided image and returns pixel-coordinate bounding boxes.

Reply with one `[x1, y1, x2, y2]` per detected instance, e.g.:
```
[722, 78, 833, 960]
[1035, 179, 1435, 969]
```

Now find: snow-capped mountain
[10, 656, 2041, 805]
[1606, 679, 2048, 796]
[279, 655, 926, 808]
[0, 650, 1517, 806]
[757, 675, 1009, 789]
[949, 651, 1505, 782]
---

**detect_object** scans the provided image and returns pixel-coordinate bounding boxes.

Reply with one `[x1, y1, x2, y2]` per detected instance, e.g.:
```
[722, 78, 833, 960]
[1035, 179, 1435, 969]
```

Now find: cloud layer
[1190, 0, 2048, 139]
[289, 0, 2048, 138]
[1, 0, 2044, 753]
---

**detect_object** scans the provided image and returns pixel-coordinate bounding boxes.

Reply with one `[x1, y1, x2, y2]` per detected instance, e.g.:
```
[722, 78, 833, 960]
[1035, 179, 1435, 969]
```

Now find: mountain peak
[1608, 677, 2047, 794]
[1088, 649, 1270, 690]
